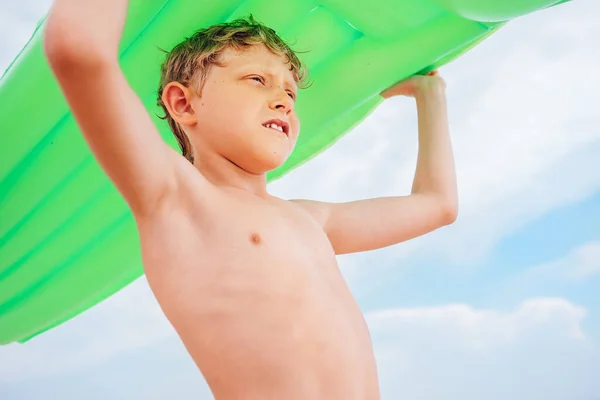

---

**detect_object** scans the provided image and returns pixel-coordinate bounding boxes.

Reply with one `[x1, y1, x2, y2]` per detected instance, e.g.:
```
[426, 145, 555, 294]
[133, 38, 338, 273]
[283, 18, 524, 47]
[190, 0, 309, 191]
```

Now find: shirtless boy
[43, 0, 457, 398]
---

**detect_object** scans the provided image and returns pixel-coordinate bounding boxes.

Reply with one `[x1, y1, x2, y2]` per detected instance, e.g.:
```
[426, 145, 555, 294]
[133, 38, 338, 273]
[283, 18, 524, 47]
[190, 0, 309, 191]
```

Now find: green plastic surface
[0, 0, 571, 344]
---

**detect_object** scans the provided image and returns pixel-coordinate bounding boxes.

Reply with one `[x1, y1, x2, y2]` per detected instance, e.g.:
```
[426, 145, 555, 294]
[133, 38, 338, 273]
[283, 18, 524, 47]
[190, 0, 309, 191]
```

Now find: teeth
[266, 123, 284, 132]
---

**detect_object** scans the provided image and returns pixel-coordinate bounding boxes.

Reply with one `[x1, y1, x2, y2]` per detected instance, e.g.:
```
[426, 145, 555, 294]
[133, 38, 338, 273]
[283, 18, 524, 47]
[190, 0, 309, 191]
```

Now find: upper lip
[262, 119, 290, 135]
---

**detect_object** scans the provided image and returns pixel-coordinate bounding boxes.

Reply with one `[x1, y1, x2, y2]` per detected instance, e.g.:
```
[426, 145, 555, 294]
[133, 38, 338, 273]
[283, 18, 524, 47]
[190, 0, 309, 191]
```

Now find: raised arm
[294, 71, 458, 255]
[44, 0, 181, 216]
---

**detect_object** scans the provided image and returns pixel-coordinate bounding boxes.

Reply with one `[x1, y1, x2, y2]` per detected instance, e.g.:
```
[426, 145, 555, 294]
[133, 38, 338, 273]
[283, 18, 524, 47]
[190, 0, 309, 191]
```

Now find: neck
[192, 149, 269, 197]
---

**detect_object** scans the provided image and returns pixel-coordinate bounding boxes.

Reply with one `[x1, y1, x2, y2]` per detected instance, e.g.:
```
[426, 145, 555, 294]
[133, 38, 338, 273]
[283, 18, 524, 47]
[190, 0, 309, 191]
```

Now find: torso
[136, 169, 380, 399]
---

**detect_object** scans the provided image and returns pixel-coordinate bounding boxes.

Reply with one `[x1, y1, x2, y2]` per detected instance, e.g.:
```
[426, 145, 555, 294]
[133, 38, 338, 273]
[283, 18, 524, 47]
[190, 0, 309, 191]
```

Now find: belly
[152, 258, 378, 399]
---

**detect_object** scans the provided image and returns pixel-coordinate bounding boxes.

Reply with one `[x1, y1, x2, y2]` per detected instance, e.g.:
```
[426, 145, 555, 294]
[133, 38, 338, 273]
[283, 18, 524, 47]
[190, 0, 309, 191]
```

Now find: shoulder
[289, 199, 332, 228]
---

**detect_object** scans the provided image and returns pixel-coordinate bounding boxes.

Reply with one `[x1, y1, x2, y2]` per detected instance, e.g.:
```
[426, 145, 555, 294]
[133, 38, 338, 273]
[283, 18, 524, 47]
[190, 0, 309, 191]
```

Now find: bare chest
[137, 191, 378, 398]
[139, 192, 345, 309]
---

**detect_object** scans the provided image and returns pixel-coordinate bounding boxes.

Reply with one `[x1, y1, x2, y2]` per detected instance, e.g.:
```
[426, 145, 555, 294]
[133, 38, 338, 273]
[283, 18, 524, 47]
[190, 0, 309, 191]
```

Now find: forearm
[411, 84, 457, 207]
[44, 0, 129, 64]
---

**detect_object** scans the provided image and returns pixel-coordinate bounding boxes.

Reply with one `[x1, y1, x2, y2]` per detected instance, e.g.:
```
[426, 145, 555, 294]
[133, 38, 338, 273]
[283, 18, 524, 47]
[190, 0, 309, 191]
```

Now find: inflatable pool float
[0, 0, 572, 344]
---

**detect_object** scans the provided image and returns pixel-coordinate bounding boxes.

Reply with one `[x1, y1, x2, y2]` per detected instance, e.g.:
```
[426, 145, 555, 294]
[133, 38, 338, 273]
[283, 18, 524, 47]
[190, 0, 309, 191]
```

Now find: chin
[255, 155, 289, 174]
[229, 136, 294, 174]
[242, 150, 290, 174]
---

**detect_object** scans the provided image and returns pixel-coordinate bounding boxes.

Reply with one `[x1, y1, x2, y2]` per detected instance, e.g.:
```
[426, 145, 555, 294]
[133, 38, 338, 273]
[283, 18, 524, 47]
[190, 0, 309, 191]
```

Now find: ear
[161, 82, 198, 127]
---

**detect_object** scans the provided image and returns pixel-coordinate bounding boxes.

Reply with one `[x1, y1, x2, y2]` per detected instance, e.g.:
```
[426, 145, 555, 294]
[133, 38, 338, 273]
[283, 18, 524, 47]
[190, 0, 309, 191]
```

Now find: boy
[43, 0, 457, 398]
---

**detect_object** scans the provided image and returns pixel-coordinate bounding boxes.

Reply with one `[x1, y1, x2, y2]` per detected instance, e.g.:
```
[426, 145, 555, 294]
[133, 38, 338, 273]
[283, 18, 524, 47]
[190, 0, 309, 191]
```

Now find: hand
[381, 70, 446, 99]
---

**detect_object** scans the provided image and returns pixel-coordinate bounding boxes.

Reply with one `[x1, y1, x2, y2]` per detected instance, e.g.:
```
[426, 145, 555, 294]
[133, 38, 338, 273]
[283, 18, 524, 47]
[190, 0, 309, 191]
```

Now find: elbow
[43, 20, 111, 71]
[440, 199, 458, 226]
[44, 37, 103, 72]
[43, 14, 76, 66]
[44, 41, 74, 71]
[429, 193, 457, 226]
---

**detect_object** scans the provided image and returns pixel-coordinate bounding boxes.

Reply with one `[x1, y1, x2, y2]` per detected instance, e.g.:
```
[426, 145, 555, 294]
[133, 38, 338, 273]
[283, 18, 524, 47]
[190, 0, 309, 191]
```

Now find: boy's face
[191, 43, 300, 174]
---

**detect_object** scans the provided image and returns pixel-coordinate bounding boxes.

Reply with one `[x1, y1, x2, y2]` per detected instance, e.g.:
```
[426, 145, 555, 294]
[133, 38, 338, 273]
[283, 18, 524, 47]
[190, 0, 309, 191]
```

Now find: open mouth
[262, 119, 289, 136]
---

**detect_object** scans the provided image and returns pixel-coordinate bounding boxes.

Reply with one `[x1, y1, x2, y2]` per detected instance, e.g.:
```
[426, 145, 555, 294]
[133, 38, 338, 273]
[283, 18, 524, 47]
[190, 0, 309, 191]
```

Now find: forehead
[218, 44, 296, 84]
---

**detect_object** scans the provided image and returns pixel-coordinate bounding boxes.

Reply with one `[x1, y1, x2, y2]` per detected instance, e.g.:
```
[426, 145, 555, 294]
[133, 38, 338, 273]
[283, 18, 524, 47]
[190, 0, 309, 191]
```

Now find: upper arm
[45, 46, 180, 216]
[295, 194, 457, 255]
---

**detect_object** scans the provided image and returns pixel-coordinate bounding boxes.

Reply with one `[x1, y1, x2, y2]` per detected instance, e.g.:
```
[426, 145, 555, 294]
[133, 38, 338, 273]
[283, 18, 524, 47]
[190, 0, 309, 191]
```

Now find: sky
[1, 1, 599, 399]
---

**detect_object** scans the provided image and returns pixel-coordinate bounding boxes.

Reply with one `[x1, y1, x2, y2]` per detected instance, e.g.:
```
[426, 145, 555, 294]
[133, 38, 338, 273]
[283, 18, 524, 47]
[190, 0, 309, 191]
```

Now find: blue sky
[1, 0, 599, 399]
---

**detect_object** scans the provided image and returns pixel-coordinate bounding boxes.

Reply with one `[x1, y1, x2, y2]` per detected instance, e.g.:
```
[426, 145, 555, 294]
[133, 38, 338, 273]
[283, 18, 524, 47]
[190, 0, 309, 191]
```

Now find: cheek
[197, 94, 238, 126]
[291, 115, 300, 138]
[198, 81, 240, 111]
[194, 83, 262, 135]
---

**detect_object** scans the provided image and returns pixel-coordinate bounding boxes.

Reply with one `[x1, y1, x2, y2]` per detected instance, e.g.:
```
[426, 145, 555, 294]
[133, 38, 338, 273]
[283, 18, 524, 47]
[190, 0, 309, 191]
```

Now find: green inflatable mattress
[0, 0, 572, 344]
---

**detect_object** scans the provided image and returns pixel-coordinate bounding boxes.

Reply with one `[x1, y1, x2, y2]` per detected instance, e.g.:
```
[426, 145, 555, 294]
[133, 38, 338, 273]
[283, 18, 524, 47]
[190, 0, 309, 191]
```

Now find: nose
[269, 88, 293, 114]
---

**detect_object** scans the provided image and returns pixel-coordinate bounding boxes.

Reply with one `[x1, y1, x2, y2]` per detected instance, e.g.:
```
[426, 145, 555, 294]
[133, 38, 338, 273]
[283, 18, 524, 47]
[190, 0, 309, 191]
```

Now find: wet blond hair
[157, 15, 309, 163]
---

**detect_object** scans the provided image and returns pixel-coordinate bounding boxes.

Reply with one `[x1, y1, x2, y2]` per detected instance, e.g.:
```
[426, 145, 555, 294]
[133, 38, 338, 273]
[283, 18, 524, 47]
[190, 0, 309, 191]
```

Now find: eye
[250, 75, 265, 84]
[287, 91, 296, 100]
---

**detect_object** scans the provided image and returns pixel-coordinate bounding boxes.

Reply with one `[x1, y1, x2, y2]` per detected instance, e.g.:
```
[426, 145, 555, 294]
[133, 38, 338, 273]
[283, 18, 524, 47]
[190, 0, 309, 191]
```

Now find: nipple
[250, 232, 262, 245]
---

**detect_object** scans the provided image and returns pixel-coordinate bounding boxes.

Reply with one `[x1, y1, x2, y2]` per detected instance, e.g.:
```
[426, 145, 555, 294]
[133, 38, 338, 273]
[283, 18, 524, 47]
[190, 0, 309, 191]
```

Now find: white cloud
[368, 297, 600, 400]
[0, 334, 213, 400]
[557, 241, 600, 280]
[369, 297, 587, 351]
[522, 240, 600, 281]
[0, 277, 178, 383]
